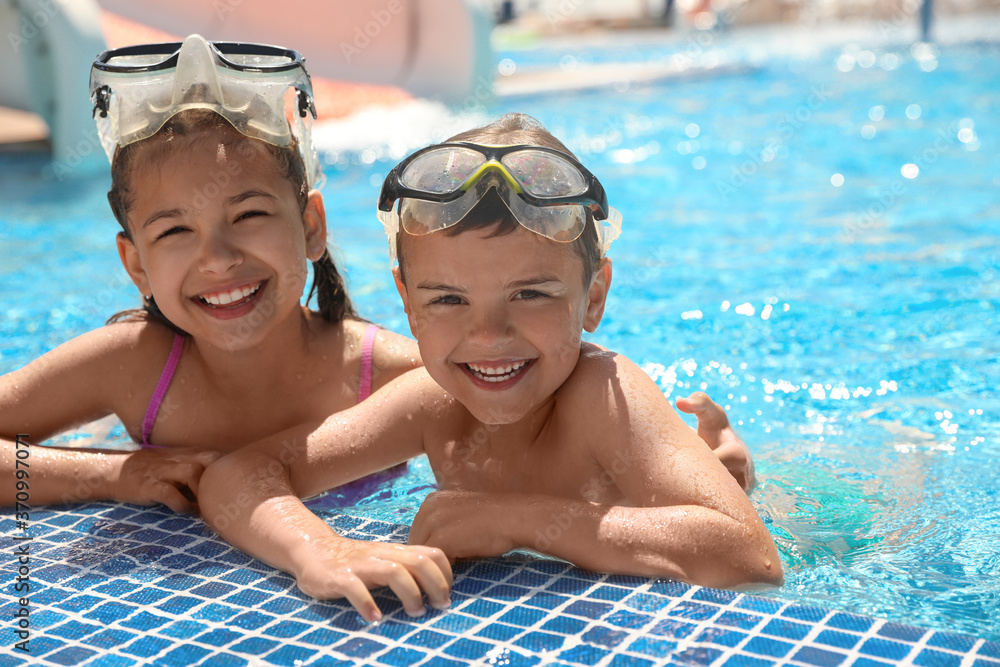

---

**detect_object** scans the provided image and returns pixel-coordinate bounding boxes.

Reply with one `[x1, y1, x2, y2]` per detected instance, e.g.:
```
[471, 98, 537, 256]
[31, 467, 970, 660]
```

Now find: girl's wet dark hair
[395, 113, 601, 286]
[106, 110, 357, 332]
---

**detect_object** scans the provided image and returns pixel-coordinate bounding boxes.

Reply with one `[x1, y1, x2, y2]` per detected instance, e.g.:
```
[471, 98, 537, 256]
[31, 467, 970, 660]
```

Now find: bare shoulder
[6, 320, 175, 379]
[556, 343, 690, 459]
[561, 342, 663, 405]
[366, 324, 422, 390]
[1, 320, 180, 440]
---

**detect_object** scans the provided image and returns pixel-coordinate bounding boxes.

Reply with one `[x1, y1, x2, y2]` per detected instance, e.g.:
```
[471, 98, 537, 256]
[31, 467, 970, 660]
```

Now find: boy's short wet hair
[107, 109, 357, 331]
[396, 113, 602, 287]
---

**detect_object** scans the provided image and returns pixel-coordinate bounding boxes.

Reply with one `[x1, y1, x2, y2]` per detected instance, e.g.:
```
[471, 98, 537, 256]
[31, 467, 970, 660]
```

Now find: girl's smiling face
[117, 128, 327, 350]
[394, 225, 611, 425]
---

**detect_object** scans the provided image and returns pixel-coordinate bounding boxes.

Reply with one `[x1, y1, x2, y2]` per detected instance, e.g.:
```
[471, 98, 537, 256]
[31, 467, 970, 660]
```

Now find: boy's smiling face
[394, 225, 611, 425]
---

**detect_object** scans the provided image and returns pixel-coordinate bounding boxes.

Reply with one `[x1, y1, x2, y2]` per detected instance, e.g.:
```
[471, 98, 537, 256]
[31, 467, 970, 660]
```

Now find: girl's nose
[197, 227, 244, 274]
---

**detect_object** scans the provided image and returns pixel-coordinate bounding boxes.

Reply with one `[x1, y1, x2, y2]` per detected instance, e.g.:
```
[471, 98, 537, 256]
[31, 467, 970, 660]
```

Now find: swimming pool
[2, 16, 999, 653]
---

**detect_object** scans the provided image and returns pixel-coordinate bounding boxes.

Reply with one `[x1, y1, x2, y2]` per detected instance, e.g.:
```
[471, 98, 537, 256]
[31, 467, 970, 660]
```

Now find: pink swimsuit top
[140, 324, 380, 448]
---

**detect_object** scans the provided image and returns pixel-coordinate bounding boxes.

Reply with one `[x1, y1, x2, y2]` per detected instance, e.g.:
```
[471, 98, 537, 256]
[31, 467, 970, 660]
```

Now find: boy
[199, 114, 782, 623]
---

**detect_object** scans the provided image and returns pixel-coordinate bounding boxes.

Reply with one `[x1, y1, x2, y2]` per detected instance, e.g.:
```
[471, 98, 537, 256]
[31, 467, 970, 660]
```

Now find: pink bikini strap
[141, 334, 185, 448]
[357, 324, 379, 403]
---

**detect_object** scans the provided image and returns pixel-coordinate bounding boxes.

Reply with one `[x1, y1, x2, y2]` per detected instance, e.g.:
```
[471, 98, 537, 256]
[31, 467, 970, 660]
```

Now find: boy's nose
[467, 304, 514, 349]
[197, 228, 244, 274]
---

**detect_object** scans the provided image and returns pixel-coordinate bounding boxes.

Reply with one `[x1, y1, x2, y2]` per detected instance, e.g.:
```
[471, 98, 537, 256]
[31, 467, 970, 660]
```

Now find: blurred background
[1, 0, 998, 159]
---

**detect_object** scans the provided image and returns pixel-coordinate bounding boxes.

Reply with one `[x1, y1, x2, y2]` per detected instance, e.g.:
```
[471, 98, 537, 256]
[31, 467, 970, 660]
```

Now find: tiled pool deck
[1, 503, 998, 667]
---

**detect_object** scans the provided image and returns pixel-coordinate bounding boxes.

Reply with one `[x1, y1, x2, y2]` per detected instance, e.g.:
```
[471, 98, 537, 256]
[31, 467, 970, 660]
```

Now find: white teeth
[466, 360, 529, 382]
[201, 282, 261, 306]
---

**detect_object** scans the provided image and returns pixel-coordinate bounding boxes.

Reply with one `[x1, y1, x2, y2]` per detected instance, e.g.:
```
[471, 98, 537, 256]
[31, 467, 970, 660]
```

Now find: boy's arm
[409, 355, 782, 589]
[1, 324, 217, 511]
[198, 368, 454, 621]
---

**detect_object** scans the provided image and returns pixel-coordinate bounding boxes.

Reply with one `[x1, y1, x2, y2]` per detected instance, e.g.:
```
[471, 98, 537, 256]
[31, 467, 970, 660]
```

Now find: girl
[0, 36, 423, 514]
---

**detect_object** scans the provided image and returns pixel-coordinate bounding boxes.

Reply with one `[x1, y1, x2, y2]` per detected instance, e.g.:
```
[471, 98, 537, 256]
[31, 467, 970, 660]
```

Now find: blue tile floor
[2, 503, 999, 666]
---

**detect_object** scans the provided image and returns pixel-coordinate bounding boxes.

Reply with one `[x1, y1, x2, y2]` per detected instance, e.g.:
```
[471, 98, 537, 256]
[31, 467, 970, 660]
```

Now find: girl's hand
[293, 536, 452, 622]
[408, 490, 514, 560]
[114, 448, 222, 513]
[675, 392, 756, 491]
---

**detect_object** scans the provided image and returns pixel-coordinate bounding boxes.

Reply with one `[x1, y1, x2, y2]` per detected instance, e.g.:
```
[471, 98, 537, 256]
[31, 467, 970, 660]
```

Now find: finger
[159, 463, 208, 497]
[368, 559, 427, 617]
[422, 545, 454, 587]
[182, 464, 210, 497]
[680, 393, 730, 429]
[325, 573, 384, 623]
[675, 391, 711, 414]
[193, 450, 224, 466]
[404, 546, 453, 609]
[150, 482, 195, 514]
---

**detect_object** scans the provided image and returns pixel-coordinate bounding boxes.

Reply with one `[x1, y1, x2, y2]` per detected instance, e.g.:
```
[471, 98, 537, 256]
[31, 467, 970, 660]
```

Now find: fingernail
[431, 597, 451, 610]
[405, 606, 427, 618]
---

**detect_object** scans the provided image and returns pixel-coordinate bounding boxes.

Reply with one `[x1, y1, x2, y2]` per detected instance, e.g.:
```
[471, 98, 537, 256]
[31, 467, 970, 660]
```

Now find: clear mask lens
[222, 52, 296, 68]
[105, 52, 175, 68]
[400, 147, 487, 193]
[500, 150, 588, 198]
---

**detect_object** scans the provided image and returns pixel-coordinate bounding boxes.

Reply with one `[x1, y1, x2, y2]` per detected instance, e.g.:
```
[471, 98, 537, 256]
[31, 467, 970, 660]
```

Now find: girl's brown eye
[236, 210, 267, 221]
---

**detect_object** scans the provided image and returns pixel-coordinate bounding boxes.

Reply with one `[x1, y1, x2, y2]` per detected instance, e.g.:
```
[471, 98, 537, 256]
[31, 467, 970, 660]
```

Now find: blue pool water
[2, 26, 998, 649]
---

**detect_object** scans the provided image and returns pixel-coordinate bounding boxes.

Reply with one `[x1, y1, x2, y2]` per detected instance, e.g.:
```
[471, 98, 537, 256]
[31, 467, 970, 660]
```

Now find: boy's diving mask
[90, 34, 322, 187]
[377, 142, 622, 260]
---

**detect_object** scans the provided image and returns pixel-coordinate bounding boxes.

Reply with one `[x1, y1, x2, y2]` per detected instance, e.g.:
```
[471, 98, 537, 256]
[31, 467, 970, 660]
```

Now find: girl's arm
[198, 368, 454, 622]
[408, 356, 782, 589]
[1, 323, 216, 511]
[0, 437, 217, 512]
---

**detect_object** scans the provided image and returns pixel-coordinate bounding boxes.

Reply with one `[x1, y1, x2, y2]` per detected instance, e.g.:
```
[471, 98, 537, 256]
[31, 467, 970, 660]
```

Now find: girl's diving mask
[90, 34, 323, 187]
[377, 142, 622, 260]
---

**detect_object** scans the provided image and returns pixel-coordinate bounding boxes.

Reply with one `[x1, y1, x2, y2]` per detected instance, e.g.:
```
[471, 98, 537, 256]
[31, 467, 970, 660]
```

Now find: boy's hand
[675, 392, 756, 492]
[409, 490, 514, 560]
[293, 536, 452, 622]
[114, 448, 222, 513]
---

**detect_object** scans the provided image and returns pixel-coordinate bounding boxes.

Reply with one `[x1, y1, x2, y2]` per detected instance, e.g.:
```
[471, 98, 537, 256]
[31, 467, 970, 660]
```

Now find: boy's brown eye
[156, 226, 186, 240]
[431, 295, 464, 306]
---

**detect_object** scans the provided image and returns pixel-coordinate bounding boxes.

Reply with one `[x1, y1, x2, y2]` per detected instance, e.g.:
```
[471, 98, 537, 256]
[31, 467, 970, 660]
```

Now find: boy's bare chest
[426, 431, 625, 504]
